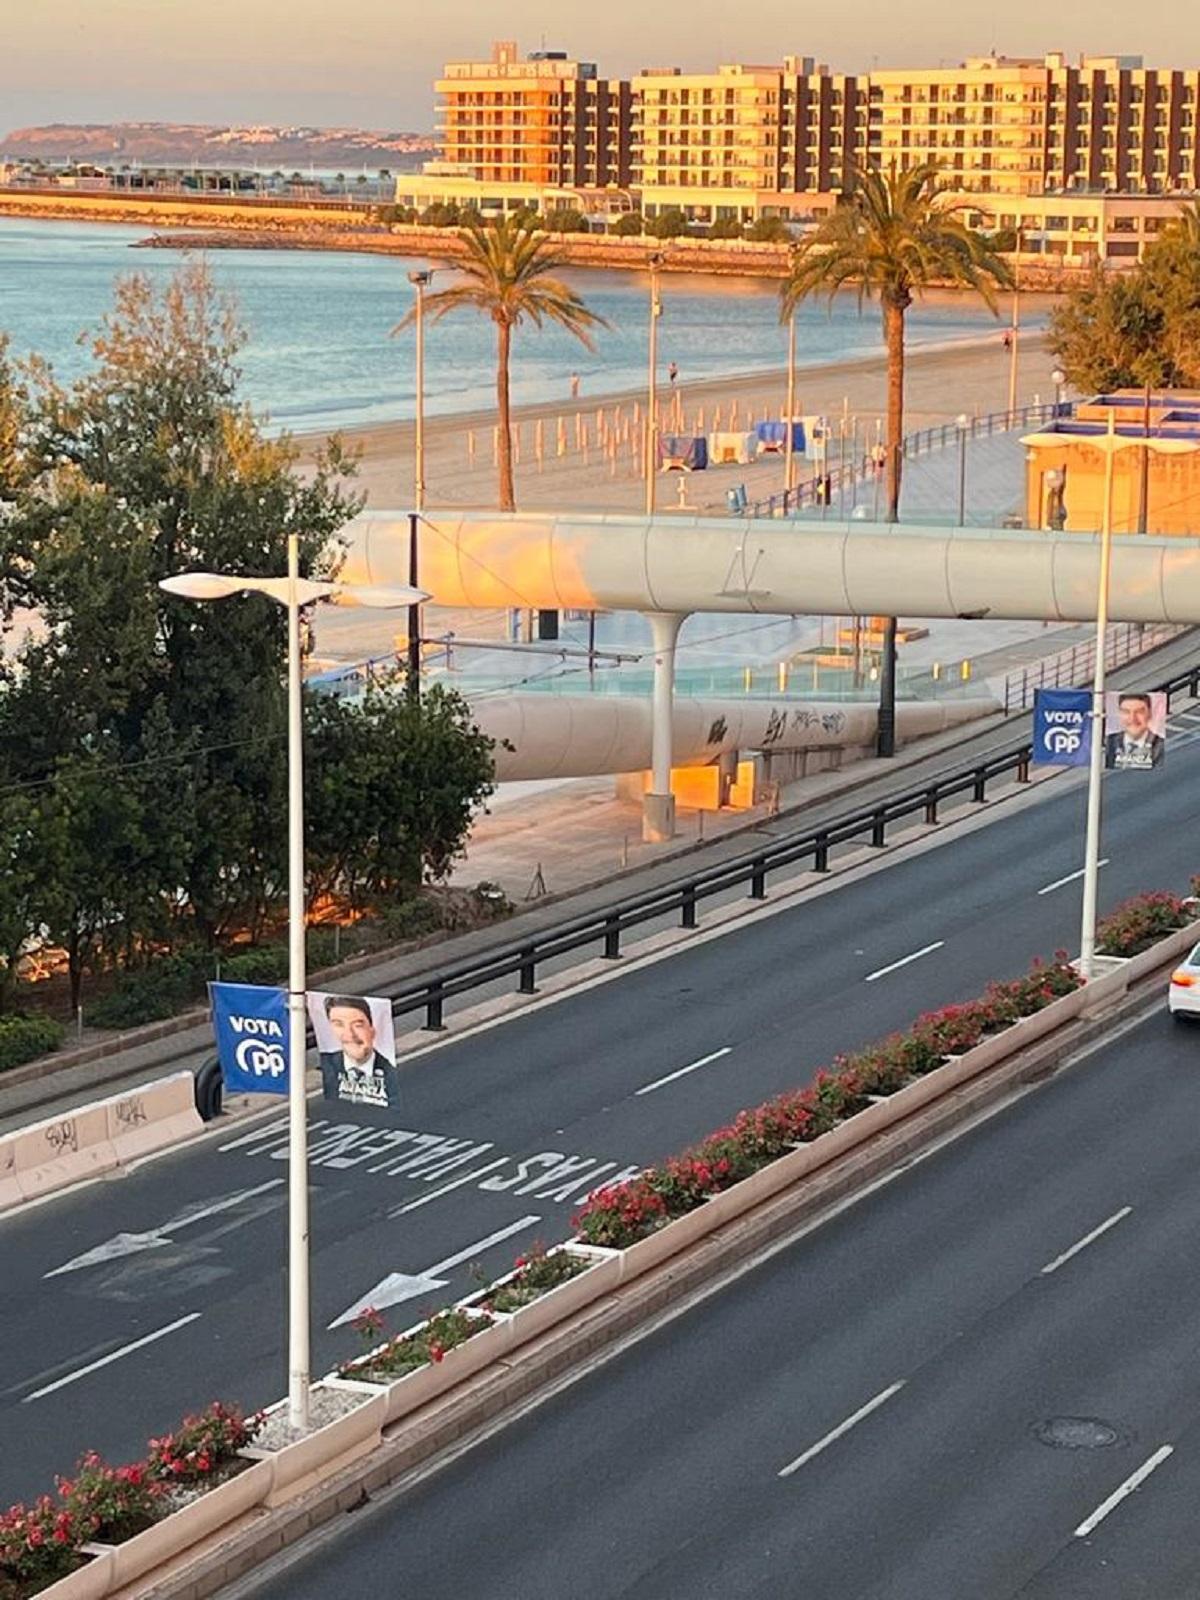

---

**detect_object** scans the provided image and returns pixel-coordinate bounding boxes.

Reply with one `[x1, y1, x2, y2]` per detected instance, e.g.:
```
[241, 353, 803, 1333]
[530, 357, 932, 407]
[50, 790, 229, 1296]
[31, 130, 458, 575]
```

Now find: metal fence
[741, 399, 1070, 522]
[378, 654, 1200, 1033]
[1000, 623, 1185, 715]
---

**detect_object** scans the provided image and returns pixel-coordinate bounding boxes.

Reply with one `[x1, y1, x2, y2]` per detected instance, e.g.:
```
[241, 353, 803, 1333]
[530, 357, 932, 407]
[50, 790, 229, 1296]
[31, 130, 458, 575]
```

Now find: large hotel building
[398, 42, 1200, 263]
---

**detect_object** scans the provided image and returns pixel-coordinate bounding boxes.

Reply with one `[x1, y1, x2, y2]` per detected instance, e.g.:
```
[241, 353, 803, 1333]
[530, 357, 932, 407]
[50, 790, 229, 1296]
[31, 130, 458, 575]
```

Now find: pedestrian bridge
[342, 511, 1199, 838]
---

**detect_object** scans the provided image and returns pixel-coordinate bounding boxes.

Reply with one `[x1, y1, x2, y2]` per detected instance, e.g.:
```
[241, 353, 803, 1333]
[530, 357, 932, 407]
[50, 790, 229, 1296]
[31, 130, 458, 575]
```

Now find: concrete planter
[242, 1383, 385, 1507]
[35, 1554, 114, 1600]
[104, 1459, 274, 1589]
[458, 1243, 621, 1348]
[327, 1311, 509, 1428]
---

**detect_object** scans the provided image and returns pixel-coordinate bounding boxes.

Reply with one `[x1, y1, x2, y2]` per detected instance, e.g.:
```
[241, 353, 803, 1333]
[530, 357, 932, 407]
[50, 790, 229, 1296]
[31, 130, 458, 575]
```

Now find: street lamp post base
[642, 792, 676, 843]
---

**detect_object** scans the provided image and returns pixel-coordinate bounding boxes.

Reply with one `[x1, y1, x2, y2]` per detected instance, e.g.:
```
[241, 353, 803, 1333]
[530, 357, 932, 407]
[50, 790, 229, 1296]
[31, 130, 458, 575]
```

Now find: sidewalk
[449, 620, 1103, 902]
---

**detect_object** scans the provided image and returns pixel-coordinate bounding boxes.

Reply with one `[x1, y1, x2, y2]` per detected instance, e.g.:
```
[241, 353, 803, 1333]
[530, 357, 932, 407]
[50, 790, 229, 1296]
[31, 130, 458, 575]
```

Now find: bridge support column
[643, 611, 686, 843]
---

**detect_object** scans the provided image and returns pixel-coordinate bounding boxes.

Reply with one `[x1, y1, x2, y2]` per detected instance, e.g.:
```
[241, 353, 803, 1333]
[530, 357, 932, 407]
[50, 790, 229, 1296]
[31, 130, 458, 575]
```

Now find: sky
[2, 0, 1195, 131]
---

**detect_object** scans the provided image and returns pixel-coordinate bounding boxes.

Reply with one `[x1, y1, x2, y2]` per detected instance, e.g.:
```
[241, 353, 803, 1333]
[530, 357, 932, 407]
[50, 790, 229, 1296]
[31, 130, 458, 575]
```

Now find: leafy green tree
[542, 206, 588, 234]
[707, 217, 746, 241]
[612, 212, 644, 236]
[746, 216, 792, 243]
[646, 208, 689, 239]
[781, 161, 1010, 755]
[394, 218, 607, 510]
[304, 682, 495, 909]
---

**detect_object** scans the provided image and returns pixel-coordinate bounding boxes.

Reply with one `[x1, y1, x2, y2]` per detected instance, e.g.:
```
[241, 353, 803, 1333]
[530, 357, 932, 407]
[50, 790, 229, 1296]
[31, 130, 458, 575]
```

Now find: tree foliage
[1048, 219, 1200, 393]
[0, 266, 496, 1012]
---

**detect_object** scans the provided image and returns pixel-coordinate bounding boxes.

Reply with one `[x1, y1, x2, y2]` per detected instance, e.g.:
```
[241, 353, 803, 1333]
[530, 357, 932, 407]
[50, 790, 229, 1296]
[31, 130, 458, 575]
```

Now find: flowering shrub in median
[480, 1243, 592, 1314]
[0, 1404, 260, 1599]
[146, 1402, 262, 1485]
[1097, 893, 1191, 957]
[341, 1306, 491, 1382]
[574, 953, 1084, 1250]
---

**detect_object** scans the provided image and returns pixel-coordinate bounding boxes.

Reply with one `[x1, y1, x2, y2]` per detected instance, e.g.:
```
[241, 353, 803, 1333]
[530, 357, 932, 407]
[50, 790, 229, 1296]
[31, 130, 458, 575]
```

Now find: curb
[108, 932, 1186, 1600]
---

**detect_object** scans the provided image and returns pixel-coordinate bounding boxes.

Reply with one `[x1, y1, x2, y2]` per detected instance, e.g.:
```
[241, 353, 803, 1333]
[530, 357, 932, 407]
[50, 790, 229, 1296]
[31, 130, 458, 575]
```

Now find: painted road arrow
[44, 1179, 285, 1277]
[328, 1214, 541, 1328]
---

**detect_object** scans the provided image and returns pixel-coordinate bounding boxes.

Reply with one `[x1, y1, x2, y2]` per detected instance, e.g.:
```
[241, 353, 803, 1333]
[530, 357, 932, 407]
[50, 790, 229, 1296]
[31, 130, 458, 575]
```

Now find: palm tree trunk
[496, 319, 516, 513]
[877, 296, 907, 758]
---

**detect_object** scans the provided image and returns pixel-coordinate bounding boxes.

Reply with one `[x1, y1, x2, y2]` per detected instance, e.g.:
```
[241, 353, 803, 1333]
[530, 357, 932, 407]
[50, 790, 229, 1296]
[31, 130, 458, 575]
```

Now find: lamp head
[956, 413, 971, 431]
[159, 572, 247, 601]
[408, 270, 433, 288]
[1051, 367, 1067, 387]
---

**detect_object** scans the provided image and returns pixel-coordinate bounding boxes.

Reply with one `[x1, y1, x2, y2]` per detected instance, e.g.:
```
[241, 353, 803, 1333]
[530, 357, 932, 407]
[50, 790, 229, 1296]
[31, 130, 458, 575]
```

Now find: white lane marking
[24, 1314, 201, 1402]
[636, 1047, 732, 1097]
[1040, 1206, 1133, 1275]
[1038, 860, 1108, 896]
[864, 943, 944, 983]
[329, 1215, 541, 1327]
[389, 1158, 510, 1217]
[1074, 1445, 1174, 1538]
[778, 1380, 906, 1477]
[45, 1179, 285, 1277]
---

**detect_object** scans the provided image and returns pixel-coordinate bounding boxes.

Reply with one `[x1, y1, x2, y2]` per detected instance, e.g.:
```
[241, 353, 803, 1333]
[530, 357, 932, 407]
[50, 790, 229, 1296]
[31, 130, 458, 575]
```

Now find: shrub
[0, 1495, 81, 1592]
[0, 1014, 65, 1073]
[573, 1176, 668, 1248]
[707, 217, 746, 240]
[377, 898, 442, 942]
[611, 212, 644, 236]
[60, 1454, 160, 1543]
[1097, 892, 1190, 957]
[482, 1243, 591, 1313]
[343, 1307, 491, 1382]
[146, 1402, 261, 1485]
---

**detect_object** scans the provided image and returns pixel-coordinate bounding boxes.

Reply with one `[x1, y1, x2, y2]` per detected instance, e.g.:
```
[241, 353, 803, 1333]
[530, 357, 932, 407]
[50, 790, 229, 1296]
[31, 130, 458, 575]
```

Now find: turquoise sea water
[0, 218, 1033, 435]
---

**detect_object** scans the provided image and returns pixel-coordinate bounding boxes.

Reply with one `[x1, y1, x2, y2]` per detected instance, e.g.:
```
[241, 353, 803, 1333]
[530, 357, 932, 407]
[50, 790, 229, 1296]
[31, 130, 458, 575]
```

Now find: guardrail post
[518, 951, 537, 994]
[750, 860, 767, 899]
[424, 983, 446, 1031]
[1018, 750, 1031, 782]
[870, 810, 886, 847]
[814, 835, 830, 872]
[972, 769, 987, 803]
[924, 790, 938, 824]
[681, 886, 698, 928]
[603, 916, 621, 959]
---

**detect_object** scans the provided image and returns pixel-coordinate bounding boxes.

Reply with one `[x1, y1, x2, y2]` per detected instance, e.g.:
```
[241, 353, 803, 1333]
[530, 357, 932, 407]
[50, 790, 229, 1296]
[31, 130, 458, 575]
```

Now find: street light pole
[407, 269, 432, 700]
[1051, 365, 1067, 420]
[1007, 228, 1021, 424]
[783, 306, 797, 505]
[283, 531, 309, 1431]
[645, 253, 663, 518]
[956, 413, 970, 526]
[1078, 411, 1117, 981]
[159, 559, 427, 1435]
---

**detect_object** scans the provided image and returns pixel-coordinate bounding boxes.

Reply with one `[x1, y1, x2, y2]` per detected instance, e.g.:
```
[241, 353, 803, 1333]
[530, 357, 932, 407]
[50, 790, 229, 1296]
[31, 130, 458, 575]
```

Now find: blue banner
[1033, 688, 1093, 767]
[209, 982, 290, 1095]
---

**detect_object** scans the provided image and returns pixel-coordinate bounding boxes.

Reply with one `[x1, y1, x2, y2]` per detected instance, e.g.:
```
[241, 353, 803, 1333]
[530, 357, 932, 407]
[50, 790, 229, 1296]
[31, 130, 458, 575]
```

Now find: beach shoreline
[305, 327, 1054, 519]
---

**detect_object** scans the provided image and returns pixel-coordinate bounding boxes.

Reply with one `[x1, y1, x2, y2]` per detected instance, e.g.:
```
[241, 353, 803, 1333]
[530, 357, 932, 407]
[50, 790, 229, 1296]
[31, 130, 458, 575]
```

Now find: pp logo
[1043, 726, 1082, 757]
[234, 1037, 287, 1079]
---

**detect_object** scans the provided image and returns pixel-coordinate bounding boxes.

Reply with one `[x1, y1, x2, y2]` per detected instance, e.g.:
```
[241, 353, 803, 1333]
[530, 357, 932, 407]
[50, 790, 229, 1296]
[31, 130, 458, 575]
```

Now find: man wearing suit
[318, 994, 401, 1109]
[1105, 692, 1165, 771]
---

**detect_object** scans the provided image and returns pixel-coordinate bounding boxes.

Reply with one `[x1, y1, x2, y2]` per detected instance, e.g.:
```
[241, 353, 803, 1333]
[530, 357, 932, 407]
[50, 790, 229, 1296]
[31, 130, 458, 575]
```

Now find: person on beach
[668, 361, 679, 386]
[570, 372, 580, 399]
[1002, 330, 1012, 351]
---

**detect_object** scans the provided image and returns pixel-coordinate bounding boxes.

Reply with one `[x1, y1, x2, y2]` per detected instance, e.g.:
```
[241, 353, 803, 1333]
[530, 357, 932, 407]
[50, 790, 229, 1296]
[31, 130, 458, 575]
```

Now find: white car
[1169, 944, 1200, 1019]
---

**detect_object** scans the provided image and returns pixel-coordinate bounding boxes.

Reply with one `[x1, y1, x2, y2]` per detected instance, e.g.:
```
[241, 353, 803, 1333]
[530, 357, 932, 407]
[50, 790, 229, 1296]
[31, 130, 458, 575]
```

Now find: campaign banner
[1105, 690, 1167, 771]
[307, 991, 400, 1110]
[209, 982, 289, 1095]
[1032, 688, 1092, 767]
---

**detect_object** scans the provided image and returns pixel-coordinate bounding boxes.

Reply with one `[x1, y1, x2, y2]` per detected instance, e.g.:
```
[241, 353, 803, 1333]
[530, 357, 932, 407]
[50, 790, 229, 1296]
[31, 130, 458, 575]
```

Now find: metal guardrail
[741, 399, 1071, 521]
[381, 655, 1200, 1034]
[1001, 623, 1184, 715]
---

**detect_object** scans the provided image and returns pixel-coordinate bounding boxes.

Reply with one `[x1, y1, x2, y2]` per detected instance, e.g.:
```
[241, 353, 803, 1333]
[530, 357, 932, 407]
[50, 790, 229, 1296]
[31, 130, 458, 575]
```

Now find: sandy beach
[314, 328, 1056, 517]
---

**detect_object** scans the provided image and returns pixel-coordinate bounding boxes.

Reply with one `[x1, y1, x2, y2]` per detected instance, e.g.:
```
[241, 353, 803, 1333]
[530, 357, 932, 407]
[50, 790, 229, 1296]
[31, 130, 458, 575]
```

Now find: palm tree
[394, 217, 608, 511]
[781, 161, 1012, 755]
[1165, 198, 1200, 247]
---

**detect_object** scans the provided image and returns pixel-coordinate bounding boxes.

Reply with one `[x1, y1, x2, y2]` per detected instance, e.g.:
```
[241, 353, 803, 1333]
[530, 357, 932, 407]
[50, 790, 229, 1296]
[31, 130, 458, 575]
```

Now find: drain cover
[1033, 1417, 1120, 1450]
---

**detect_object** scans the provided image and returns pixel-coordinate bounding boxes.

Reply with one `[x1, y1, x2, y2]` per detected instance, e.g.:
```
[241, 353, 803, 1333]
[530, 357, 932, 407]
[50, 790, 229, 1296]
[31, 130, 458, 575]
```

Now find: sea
[0, 217, 1038, 437]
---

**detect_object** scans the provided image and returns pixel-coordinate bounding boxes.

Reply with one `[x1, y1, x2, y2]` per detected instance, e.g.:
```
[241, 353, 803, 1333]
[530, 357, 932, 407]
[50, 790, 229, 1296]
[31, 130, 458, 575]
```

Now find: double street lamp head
[159, 571, 428, 610]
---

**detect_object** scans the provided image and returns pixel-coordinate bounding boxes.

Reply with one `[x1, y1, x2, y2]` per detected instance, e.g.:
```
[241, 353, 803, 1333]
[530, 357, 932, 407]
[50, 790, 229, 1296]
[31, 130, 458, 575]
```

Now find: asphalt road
[3, 702, 1200, 1511]
[242, 1009, 1200, 1600]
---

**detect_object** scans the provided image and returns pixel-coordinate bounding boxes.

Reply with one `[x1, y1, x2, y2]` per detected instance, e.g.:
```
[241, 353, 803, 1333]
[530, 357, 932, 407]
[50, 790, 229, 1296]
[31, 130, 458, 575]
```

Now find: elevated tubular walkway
[344, 512, 1200, 839]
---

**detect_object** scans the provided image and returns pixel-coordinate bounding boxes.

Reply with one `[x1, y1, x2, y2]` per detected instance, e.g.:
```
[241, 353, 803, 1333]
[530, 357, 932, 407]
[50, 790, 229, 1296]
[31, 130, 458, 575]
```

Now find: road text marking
[389, 1158, 511, 1216]
[1074, 1445, 1173, 1538]
[778, 1380, 906, 1477]
[1038, 861, 1108, 896]
[636, 1047, 732, 1096]
[24, 1314, 201, 1402]
[1041, 1207, 1133, 1275]
[864, 944, 944, 983]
